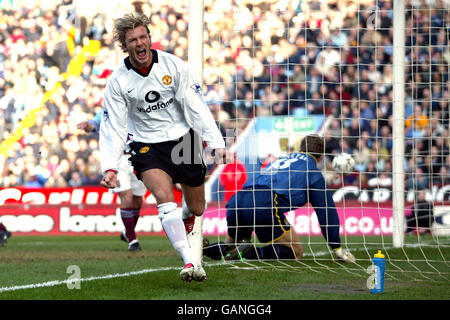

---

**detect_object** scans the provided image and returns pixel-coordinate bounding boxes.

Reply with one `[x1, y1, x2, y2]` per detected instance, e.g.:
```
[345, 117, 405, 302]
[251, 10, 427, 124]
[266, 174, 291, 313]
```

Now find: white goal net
[200, 0, 450, 283]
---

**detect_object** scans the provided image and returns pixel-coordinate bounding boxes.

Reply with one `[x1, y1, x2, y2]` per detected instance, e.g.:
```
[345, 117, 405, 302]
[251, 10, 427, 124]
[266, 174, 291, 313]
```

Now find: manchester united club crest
[139, 146, 150, 153]
[162, 75, 172, 85]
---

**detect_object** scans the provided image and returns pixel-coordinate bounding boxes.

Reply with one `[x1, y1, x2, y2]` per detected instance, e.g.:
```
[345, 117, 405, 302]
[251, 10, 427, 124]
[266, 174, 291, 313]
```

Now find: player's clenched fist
[213, 148, 227, 164]
[101, 170, 118, 189]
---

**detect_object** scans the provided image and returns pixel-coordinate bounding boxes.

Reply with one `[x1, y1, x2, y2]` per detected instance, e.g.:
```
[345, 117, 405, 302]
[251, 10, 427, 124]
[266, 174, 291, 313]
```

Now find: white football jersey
[99, 49, 225, 174]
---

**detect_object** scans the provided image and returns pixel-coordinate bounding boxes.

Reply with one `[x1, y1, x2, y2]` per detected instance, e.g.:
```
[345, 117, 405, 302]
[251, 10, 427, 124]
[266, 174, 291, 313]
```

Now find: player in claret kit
[99, 14, 226, 282]
[204, 134, 356, 263]
[78, 112, 146, 252]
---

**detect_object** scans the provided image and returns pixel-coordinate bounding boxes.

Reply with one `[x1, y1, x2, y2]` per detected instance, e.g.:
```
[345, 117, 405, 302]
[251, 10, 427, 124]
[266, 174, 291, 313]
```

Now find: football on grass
[332, 152, 355, 173]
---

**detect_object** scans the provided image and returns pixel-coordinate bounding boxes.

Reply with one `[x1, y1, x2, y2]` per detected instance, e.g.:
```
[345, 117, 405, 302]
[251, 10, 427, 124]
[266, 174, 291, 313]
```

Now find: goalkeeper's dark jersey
[243, 152, 328, 209]
[238, 152, 341, 248]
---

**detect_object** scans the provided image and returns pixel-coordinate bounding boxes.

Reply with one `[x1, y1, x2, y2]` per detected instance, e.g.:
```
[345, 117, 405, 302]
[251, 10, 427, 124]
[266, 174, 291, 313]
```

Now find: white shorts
[109, 155, 147, 196]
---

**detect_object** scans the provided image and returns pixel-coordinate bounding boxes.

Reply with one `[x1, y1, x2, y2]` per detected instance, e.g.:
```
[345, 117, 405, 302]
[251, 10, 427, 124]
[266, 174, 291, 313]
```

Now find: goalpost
[195, 0, 449, 283]
[392, 0, 405, 248]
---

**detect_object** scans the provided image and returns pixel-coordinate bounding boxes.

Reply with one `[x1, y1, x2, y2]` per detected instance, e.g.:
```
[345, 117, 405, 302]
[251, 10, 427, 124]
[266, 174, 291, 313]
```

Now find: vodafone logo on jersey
[137, 90, 174, 113]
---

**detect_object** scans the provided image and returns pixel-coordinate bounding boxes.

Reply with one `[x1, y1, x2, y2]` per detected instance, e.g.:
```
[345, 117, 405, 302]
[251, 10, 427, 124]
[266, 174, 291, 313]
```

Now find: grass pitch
[0, 235, 448, 301]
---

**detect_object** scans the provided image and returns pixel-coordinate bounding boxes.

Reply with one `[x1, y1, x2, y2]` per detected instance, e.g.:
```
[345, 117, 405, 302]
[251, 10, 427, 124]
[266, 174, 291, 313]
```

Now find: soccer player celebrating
[99, 14, 226, 282]
[78, 112, 146, 251]
[204, 134, 356, 263]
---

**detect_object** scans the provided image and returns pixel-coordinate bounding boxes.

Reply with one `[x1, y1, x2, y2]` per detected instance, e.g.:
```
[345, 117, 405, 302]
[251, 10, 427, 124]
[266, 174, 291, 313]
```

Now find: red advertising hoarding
[0, 187, 399, 236]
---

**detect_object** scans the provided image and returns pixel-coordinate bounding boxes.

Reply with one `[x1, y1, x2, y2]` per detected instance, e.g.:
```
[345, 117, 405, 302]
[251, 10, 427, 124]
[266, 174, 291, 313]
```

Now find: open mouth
[137, 48, 147, 59]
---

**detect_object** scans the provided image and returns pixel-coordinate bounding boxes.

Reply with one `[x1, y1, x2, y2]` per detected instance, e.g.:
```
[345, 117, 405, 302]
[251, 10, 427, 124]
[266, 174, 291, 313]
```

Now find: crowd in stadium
[0, 0, 448, 194]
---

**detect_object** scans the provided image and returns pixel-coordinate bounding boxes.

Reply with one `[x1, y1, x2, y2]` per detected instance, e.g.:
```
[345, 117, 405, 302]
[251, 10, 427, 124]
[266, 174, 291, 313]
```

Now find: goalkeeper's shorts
[225, 188, 291, 243]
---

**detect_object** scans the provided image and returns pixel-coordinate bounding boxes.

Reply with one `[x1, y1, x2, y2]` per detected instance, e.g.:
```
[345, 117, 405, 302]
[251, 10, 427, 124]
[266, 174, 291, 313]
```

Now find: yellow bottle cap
[374, 250, 385, 258]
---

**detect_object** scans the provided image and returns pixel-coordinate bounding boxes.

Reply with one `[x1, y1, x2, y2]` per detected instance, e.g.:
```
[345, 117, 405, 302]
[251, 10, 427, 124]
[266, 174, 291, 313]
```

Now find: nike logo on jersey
[127, 88, 135, 93]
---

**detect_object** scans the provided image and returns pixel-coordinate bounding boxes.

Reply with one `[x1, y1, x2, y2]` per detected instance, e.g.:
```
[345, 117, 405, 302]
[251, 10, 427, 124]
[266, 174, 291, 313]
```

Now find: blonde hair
[113, 13, 151, 51]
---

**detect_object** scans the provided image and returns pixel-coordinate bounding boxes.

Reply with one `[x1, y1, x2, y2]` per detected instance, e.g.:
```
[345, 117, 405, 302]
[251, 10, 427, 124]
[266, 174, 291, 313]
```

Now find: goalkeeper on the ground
[203, 134, 355, 263]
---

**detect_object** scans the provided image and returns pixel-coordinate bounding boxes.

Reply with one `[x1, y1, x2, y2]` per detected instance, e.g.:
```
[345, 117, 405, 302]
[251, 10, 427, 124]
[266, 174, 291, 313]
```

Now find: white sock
[158, 202, 194, 265]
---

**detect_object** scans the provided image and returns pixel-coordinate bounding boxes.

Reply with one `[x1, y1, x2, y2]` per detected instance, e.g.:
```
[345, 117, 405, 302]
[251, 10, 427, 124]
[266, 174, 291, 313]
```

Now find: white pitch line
[0, 266, 178, 293]
[0, 261, 231, 293]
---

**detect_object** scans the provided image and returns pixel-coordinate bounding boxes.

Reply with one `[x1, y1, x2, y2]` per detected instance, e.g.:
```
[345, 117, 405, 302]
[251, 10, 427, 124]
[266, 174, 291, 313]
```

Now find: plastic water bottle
[370, 250, 385, 294]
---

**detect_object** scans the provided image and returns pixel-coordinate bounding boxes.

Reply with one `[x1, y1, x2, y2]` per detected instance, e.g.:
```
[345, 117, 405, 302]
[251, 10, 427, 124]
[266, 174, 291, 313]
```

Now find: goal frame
[392, 0, 406, 248]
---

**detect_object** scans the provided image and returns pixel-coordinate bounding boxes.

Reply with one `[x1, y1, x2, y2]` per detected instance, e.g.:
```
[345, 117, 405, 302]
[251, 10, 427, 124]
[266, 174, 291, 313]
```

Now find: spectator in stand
[68, 171, 83, 188]
[406, 105, 429, 134]
[438, 166, 450, 186]
[406, 167, 430, 191]
[353, 138, 371, 172]
[379, 125, 393, 152]
[23, 166, 48, 188]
